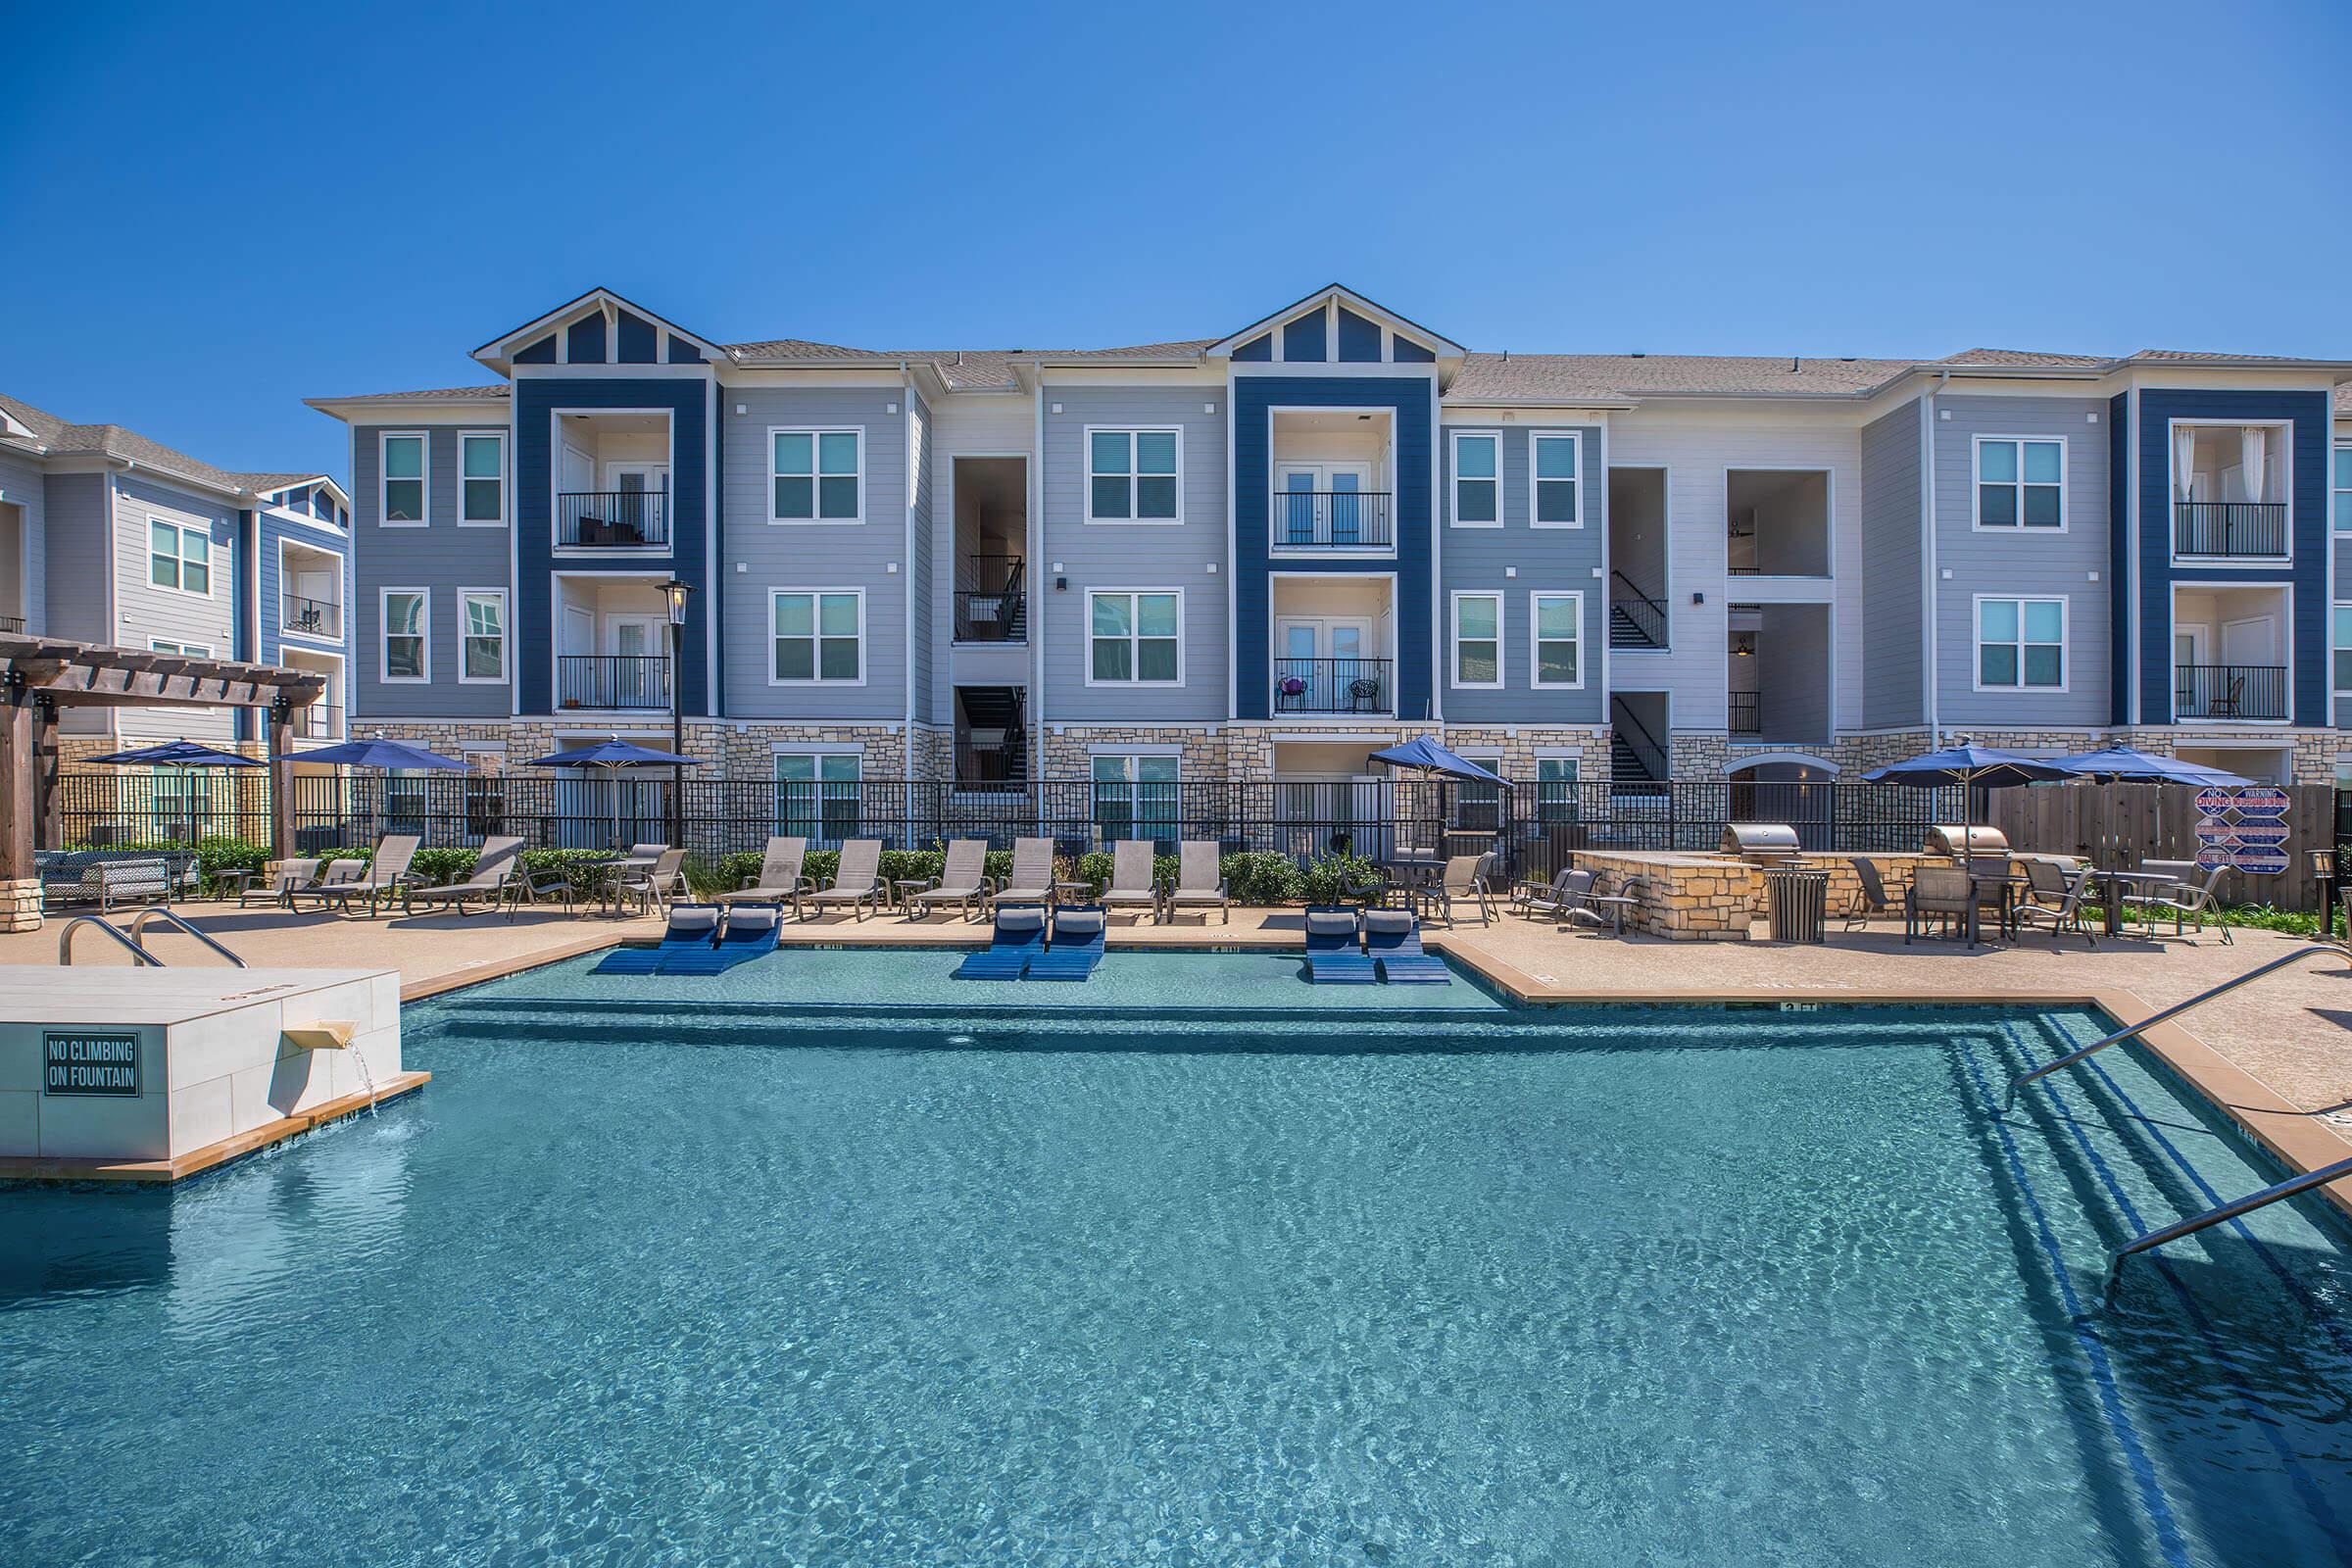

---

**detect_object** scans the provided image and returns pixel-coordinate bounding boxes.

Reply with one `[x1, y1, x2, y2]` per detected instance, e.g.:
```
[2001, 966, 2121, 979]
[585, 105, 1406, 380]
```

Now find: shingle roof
[232, 470, 330, 494]
[308, 385, 511, 405]
[722, 337, 1219, 390]
[0, 391, 273, 497]
[1937, 347, 2106, 368]
[1447, 353, 1915, 403]
[2337, 383, 2351, 416]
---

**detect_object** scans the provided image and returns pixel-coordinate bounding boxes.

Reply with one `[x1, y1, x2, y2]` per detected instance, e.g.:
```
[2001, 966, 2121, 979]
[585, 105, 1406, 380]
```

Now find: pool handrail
[58, 914, 165, 967]
[2109, 1153, 2352, 1284]
[124, 907, 248, 968]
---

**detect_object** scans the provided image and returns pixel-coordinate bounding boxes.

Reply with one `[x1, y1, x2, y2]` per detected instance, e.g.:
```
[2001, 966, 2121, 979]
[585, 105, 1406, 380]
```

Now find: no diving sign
[2193, 787, 2293, 877]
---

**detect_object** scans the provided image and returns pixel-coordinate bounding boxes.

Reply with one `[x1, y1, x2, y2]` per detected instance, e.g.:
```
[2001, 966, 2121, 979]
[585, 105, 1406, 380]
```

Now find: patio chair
[242, 858, 319, 908]
[407, 836, 526, 918]
[1302, 906, 1375, 984]
[1544, 867, 1639, 936]
[1422, 854, 1495, 927]
[612, 848, 689, 917]
[1361, 907, 1447, 984]
[2131, 863, 2233, 944]
[2012, 859, 2095, 948]
[1903, 864, 1981, 948]
[1162, 841, 1229, 924]
[907, 838, 990, 921]
[1509, 868, 1576, 919]
[956, 904, 1047, 980]
[1100, 840, 1160, 921]
[512, 857, 577, 917]
[806, 838, 884, 919]
[989, 837, 1055, 908]
[718, 836, 809, 915]
[285, 858, 368, 911]
[302, 833, 424, 917]
[1027, 905, 1107, 982]
[1844, 857, 1895, 930]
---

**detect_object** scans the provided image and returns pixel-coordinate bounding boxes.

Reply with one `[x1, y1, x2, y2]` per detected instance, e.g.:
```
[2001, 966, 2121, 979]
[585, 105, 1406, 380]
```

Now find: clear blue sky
[4, 0, 2346, 487]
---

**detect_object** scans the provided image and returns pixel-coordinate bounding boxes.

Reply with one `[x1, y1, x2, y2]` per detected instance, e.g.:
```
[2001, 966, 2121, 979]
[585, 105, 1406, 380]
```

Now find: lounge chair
[1509, 868, 1576, 919]
[1544, 867, 1639, 936]
[956, 904, 1048, 979]
[612, 847, 688, 917]
[2013, 859, 2095, 948]
[407, 836, 525, 917]
[338, 833, 424, 916]
[242, 857, 318, 907]
[1844, 857, 1895, 930]
[1101, 840, 1161, 921]
[285, 858, 368, 911]
[718, 836, 809, 914]
[806, 838, 884, 919]
[595, 903, 722, 974]
[988, 837, 1055, 908]
[1162, 841, 1229, 924]
[1027, 905, 1107, 981]
[1422, 854, 1494, 926]
[2131, 863, 2232, 944]
[1303, 906, 1375, 983]
[1904, 864, 1981, 947]
[1362, 907, 1447, 984]
[907, 839, 990, 921]
[662, 904, 783, 975]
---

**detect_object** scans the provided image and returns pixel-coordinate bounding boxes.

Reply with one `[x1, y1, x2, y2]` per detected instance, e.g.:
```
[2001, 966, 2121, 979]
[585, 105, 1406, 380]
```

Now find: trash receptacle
[1764, 867, 1830, 944]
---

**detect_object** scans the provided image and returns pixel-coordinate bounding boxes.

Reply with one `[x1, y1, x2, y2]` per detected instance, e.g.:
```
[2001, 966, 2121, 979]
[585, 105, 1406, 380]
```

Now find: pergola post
[270, 699, 296, 859]
[0, 672, 38, 932]
[33, 697, 59, 853]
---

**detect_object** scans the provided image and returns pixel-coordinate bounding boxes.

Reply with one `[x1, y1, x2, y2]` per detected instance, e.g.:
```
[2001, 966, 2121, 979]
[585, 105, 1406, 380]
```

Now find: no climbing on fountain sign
[43, 1032, 141, 1097]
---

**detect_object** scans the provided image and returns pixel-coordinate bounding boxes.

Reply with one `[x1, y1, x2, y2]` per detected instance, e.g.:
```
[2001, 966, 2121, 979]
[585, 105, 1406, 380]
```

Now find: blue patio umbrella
[525, 737, 703, 850]
[2051, 746, 2252, 789]
[1366, 736, 1510, 787]
[80, 739, 266, 849]
[1860, 743, 2075, 791]
[295, 737, 467, 771]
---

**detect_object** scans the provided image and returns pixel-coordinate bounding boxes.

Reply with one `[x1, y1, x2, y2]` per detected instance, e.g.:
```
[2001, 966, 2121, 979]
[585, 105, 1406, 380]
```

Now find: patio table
[2099, 869, 2183, 939]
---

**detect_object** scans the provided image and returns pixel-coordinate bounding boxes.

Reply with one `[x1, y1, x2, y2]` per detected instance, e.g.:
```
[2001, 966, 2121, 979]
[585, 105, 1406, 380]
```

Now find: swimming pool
[3, 950, 2347, 1566]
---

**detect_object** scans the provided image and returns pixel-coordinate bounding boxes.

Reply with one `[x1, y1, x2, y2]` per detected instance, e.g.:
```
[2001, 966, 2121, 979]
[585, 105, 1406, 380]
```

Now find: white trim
[1082, 424, 1184, 525]
[766, 586, 867, 687]
[1447, 428, 1502, 528]
[457, 587, 510, 685]
[379, 586, 430, 684]
[2164, 416, 2295, 564]
[1083, 742, 1185, 757]
[1082, 586, 1187, 688]
[2168, 577, 2296, 726]
[1526, 429, 1584, 529]
[456, 429, 508, 527]
[2333, 439, 2352, 537]
[2334, 601, 2352, 701]
[273, 534, 345, 648]
[377, 431, 428, 528]
[769, 741, 867, 759]
[766, 425, 866, 524]
[143, 514, 214, 600]
[1969, 433, 2070, 534]
[548, 407, 676, 559]
[1970, 592, 2069, 694]
[1449, 589, 1504, 689]
[1528, 590, 1587, 690]
[1723, 751, 1840, 777]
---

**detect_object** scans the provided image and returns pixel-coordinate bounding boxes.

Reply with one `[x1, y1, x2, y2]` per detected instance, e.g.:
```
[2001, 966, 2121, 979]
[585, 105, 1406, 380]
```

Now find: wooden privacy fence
[1988, 782, 2345, 911]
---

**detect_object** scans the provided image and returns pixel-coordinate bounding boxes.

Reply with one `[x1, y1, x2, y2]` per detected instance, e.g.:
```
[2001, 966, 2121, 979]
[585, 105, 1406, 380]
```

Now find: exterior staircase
[953, 685, 1028, 788]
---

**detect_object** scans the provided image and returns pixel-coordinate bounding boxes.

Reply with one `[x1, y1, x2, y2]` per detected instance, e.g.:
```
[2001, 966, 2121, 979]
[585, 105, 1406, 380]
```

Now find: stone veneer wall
[1037, 725, 1232, 780]
[357, 720, 911, 780]
[1571, 849, 1940, 941]
[1667, 727, 2341, 785]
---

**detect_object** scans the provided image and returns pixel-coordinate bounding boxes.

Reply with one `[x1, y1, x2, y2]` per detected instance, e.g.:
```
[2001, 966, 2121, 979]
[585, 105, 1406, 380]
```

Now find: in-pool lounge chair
[1162, 841, 1229, 924]
[718, 837, 808, 914]
[661, 904, 783, 974]
[1303, 906, 1375, 984]
[407, 836, 525, 918]
[1026, 905, 1107, 981]
[596, 903, 722, 974]
[988, 837, 1055, 908]
[1101, 840, 1160, 922]
[1362, 907, 1448, 984]
[806, 839, 884, 919]
[956, 904, 1048, 979]
[907, 838, 990, 921]
[243, 858, 319, 908]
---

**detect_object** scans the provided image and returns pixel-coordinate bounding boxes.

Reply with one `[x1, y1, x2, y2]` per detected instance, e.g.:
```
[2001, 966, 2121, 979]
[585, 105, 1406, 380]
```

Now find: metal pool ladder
[59, 908, 247, 969]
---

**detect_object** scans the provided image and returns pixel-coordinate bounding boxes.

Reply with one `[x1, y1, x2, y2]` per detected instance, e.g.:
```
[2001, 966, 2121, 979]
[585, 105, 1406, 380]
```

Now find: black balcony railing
[558, 491, 668, 548]
[2175, 662, 2287, 721]
[1273, 491, 1394, 550]
[1729, 693, 1761, 734]
[558, 654, 671, 710]
[953, 555, 1026, 642]
[2174, 501, 2287, 559]
[1273, 657, 1391, 713]
[281, 594, 341, 639]
[290, 704, 344, 741]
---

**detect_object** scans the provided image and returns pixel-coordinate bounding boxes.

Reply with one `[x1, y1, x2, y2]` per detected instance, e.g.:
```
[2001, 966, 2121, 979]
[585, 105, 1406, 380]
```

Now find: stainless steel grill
[1925, 824, 2008, 858]
[1720, 822, 1803, 863]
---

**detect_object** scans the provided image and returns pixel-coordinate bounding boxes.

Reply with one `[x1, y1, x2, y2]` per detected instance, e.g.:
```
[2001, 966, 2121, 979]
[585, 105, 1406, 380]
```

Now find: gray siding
[720, 386, 906, 719]
[42, 472, 110, 643]
[352, 424, 514, 717]
[1859, 398, 1924, 727]
[907, 388, 933, 738]
[1438, 422, 1605, 724]
[0, 447, 45, 634]
[112, 474, 236, 740]
[1039, 384, 1227, 722]
[1933, 395, 2111, 726]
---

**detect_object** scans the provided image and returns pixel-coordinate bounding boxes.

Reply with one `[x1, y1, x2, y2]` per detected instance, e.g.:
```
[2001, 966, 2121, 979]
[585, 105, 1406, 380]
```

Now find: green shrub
[1220, 851, 1302, 905]
[1069, 849, 1177, 898]
[1299, 854, 1381, 906]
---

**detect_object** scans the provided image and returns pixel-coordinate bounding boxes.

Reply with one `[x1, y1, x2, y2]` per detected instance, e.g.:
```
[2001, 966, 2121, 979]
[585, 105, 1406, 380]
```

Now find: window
[1975, 437, 2064, 529]
[148, 763, 216, 841]
[1531, 433, 1580, 526]
[459, 433, 505, 525]
[147, 519, 211, 595]
[381, 589, 427, 681]
[1451, 431, 1498, 525]
[774, 752, 860, 844]
[460, 590, 507, 682]
[2334, 445, 2352, 534]
[1977, 597, 2065, 690]
[2333, 605, 2352, 696]
[1531, 593, 1583, 687]
[1092, 754, 1179, 845]
[385, 768, 431, 834]
[1088, 591, 1181, 684]
[1453, 754, 1506, 832]
[770, 591, 862, 683]
[769, 429, 861, 521]
[1087, 429, 1180, 522]
[1536, 756, 1581, 824]
[380, 433, 426, 524]
[1452, 592, 1502, 687]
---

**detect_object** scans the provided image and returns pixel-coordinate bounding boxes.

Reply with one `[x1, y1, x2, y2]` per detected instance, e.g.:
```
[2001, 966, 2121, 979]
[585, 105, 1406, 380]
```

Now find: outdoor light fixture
[659, 578, 693, 839]
[662, 578, 692, 626]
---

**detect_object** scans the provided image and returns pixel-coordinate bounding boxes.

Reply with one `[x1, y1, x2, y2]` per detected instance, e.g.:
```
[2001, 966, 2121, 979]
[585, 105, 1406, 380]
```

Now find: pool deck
[17, 899, 2351, 1203]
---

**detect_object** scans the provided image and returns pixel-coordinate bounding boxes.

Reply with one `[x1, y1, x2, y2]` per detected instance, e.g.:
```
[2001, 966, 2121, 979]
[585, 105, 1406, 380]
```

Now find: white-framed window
[1536, 755, 1581, 823]
[1086, 428, 1181, 522]
[769, 429, 862, 522]
[1091, 753, 1180, 843]
[459, 432, 506, 525]
[769, 590, 863, 683]
[459, 589, 507, 683]
[149, 638, 212, 658]
[2333, 444, 2352, 534]
[146, 517, 211, 595]
[380, 588, 428, 682]
[2332, 604, 2352, 696]
[1976, 595, 2066, 690]
[1530, 592, 1584, 688]
[1453, 753, 1507, 832]
[1530, 432, 1581, 527]
[1451, 591, 1503, 687]
[1974, 436, 2065, 530]
[379, 432, 427, 525]
[774, 750, 861, 843]
[1087, 590, 1182, 685]
[1450, 430, 1499, 526]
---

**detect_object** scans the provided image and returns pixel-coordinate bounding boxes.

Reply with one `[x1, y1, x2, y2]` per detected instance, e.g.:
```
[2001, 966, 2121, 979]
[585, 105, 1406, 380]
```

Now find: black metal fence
[2173, 500, 2287, 559]
[557, 490, 668, 548]
[2175, 662, 2287, 721]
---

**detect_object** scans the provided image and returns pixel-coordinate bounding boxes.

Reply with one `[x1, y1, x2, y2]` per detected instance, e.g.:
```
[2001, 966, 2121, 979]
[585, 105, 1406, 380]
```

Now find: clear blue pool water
[3, 950, 2349, 1566]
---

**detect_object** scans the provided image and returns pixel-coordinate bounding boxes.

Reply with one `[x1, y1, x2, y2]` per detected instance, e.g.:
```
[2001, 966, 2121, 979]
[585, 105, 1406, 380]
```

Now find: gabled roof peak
[471, 286, 727, 370]
[1206, 283, 1465, 359]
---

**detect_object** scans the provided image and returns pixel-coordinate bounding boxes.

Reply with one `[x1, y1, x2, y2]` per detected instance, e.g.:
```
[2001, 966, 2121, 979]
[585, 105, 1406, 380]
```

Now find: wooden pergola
[0, 633, 327, 879]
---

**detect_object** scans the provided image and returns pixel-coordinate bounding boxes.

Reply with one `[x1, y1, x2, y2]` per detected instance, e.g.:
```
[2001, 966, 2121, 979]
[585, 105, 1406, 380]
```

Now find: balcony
[1728, 692, 1760, 735]
[558, 654, 671, 710]
[1272, 491, 1395, 551]
[289, 704, 345, 741]
[2173, 501, 2287, 560]
[2176, 663, 2286, 721]
[281, 593, 341, 640]
[1273, 657, 1392, 714]
[558, 491, 669, 549]
[953, 555, 1027, 643]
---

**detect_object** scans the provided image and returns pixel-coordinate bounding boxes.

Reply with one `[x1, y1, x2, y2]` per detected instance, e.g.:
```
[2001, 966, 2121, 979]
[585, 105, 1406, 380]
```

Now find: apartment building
[0, 393, 356, 759]
[305, 284, 2352, 795]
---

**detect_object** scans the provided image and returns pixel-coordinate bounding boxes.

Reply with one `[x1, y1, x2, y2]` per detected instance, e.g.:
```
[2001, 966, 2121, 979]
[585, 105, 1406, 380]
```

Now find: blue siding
[1281, 312, 1326, 364]
[514, 333, 557, 365]
[1336, 307, 1381, 363]
[615, 311, 658, 364]
[1392, 338, 1436, 365]
[514, 376, 710, 714]
[1232, 334, 1271, 363]
[565, 314, 606, 364]
[666, 335, 704, 365]
[1233, 375, 1434, 720]
[2135, 389, 2330, 726]
[2108, 391, 2131, 723]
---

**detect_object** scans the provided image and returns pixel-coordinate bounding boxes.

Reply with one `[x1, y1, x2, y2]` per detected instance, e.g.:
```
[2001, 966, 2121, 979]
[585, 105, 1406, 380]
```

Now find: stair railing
[1609, 570, 1668, 647]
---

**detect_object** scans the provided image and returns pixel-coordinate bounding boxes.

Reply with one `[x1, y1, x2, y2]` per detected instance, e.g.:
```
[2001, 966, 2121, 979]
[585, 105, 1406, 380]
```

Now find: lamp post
[661, 578, 692, 844]
[2307, 846, 2337, 943]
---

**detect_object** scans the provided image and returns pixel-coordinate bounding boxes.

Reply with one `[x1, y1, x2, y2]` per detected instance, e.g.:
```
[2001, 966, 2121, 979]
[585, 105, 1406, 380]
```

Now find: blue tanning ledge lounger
[595, 904, 723, 975]
[956, 905, 1048, 980]
[1302, 906, 1376, 984]
[1362, 907, 1449, 984]
[660, 904, 783, 975]
[1025, 906, 1106, 982]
